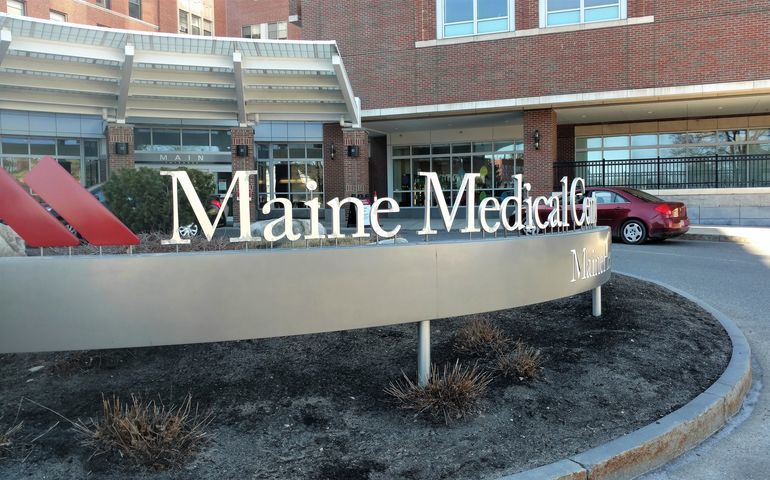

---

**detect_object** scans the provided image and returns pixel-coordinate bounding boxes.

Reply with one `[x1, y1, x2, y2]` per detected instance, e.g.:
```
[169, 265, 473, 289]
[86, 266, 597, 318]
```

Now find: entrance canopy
[0, 14, 360, 126]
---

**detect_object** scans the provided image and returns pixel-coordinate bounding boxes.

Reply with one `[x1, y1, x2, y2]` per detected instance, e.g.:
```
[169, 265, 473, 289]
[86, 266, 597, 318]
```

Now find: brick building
[1, 1, 770, 226]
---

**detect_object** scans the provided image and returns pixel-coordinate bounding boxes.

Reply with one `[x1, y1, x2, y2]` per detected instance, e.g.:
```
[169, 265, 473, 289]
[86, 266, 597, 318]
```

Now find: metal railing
[554, 154, 770, 190]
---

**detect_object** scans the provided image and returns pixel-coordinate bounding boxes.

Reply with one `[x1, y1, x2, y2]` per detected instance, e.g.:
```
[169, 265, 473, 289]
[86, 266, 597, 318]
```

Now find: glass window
[242, 25, 260, 39]
[134, 128, 152, 150]
[7, 0, 24, 16]
[182, 130, 209, 151]
[603, 136, 629, 148]
[179, 10, 189, 33]
[57, 139, 80, 156]
[392, 146, 410, 156]
[2, 138, 28, 155]
[58, 159, 81, 182]
[452, 143, 472, 154]
[412, 145, 430, 156]
[30, 138, 56, 155]
[152, 129, 181, 151]
[255, 143, 270, 159]
[432, 144, 450, 155]
[128, 0, 141, 19]
[289, 144, 306, 159]
[748, 129, 770, 142]
[2, 157, 30, 182]
[95, 0, 111, 8]
[442, 0, 512, 38]
[84, 140, 99, 157]
[631, 134, 657, 146]
[203, 19, 213, 36]
[544, 0, 624, 27]
[211, 130, 231, 152]
[268, 21, 288, 39]
[307, 143, 322, 158]
[272, 143, 288, 159]
[393, 158, 411, 190]
[191, 15, 201, 35]
[49, 10, 66, 22]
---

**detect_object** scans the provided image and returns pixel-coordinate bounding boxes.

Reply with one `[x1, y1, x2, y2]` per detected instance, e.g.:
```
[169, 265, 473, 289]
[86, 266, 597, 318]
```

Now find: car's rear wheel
[621, 220, 646, 245]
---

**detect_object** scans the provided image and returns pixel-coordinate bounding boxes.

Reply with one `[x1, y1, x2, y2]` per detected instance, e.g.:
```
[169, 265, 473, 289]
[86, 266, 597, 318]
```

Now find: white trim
[361, 76, 770, 120]
[417, 15, 651, 48]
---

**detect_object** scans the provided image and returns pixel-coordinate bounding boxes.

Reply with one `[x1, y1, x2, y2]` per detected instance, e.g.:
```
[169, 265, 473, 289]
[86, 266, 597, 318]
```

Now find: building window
[267, 21, 288, 39]
[256, 142, 324, 208]
[541, 0, 626, 28]
[438, 0, 514, 39]
[0, 136, 104, 187]
[128, 0, 141, 20]
[134, 127, 232, 153]
[178, 10, 188, 33]
[49, 10, 67, 22]
[7, 0, 24, 16]
[95, 0, 111, 9]
[391, 141, 523, 207]
[242, 25, 260, 39]
[203, 19, 212, 36]
[191, 15, 201, 35]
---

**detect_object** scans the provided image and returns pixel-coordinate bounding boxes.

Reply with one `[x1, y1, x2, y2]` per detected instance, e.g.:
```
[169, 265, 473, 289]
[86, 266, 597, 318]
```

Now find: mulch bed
[0, 274, 730, 479]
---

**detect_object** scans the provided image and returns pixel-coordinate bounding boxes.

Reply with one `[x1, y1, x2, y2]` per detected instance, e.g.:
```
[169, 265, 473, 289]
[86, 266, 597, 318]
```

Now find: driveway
[612, 240, 770, 480]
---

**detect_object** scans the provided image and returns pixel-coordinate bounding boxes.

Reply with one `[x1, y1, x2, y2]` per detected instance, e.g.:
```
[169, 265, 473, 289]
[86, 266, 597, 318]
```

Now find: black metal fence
[554, 154, 770, 190]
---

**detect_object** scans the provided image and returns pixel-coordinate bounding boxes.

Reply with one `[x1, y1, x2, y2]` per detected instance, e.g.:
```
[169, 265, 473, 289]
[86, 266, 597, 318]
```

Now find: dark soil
[0, 274, 731, 480]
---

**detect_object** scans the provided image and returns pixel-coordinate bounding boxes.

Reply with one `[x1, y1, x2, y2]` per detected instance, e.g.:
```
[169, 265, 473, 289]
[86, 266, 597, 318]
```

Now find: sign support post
[418, 320, 430, 386]
[592, 286, 602, 317]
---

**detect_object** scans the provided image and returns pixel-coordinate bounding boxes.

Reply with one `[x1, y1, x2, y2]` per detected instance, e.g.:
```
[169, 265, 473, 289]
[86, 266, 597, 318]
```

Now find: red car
[583, 187, 689, 244]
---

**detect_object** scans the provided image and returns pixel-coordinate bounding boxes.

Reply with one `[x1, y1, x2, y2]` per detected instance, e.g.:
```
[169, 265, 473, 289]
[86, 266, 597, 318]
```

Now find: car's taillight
[212, 199, 222, 209]
[655, 204, 672, 217]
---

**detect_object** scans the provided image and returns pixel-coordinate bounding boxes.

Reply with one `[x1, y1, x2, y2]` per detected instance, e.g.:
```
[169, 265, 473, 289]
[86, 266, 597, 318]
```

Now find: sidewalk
[683, 225, 770, 244]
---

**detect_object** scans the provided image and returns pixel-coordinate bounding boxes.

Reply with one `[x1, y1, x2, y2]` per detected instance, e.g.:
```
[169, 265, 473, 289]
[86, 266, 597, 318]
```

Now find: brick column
[523, 109, 558, 196]
[106, 123, 134, 177]
[323, 124, 370, 200]
[231, 127, 256, 225]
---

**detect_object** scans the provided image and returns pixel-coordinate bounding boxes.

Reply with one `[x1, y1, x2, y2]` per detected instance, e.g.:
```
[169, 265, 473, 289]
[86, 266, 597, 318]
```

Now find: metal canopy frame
[0, 14, 361, 126]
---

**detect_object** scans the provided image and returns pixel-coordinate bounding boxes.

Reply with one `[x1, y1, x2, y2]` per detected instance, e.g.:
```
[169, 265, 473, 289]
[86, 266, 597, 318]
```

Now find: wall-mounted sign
[134, 152, 232, 164]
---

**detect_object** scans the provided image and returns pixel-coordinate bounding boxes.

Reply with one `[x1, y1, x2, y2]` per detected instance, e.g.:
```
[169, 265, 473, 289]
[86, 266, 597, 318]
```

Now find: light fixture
[329, 143, 336, 160]
[114, 142, 128, 155]
[236, 144, 248, 157]
[533, 130, 541, 150]
[347, 145, 360, 157]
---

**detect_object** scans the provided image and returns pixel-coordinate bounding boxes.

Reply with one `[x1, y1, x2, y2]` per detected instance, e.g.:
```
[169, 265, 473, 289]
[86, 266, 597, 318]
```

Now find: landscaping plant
[496, 340, 544, 381]
[453, 317, 511, 358]
[77, 394, 210, 470]
[385, 361, 493, 424]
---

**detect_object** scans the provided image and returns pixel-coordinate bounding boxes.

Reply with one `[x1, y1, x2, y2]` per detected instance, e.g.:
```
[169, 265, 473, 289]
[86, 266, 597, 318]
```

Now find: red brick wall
[106, 124, 135, 175]
[230, 127, 256, 224]
[557, 125, 575, 163]
[369, 136, 388, 199]
[299, 0, 770, 111]
[219, 0, 301, 38]
[1, 0, 163, 31]
[523, 110, 556, 196]
[323, 124, 370, 200]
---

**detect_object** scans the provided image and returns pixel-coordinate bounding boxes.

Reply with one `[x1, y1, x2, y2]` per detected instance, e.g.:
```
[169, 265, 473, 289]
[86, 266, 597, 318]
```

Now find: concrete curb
[499, 272, 753, 480]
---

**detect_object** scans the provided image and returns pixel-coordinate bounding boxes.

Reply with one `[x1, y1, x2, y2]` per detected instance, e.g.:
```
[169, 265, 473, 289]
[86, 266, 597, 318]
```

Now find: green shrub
[104, 168, 215, 234]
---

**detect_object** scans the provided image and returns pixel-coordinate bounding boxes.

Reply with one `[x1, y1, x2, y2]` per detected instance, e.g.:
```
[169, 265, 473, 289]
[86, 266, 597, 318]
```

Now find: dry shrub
[454, 317, 511, 358]
[385, 361, 493, 424]
[78, 394, 210, 470]
[496, 340, 544, 381]
[0, 421, 22, 459]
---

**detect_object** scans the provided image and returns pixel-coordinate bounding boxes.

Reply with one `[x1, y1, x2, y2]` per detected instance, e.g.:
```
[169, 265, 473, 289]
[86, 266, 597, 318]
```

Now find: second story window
[128, 0, 141, 20]
[7, 0, 25, 16]
[267, 21, 287, 39]
[438, 0, 514, 38]
[179, 10, 188, 33]
[541, 0, 626, 27]
[49, 10, 67, 22]
[95, 0, 111, 8]
[242, 25, 260, 39]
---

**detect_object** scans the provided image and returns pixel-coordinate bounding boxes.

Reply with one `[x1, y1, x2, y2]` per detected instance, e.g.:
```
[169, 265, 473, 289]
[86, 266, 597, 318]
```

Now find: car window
[592, 191, 614, 204]
[592, 191, 629, 204]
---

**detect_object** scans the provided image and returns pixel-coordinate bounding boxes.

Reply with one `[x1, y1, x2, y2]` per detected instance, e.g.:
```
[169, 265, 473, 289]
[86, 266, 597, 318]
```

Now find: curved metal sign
[0, 228, 611, 353]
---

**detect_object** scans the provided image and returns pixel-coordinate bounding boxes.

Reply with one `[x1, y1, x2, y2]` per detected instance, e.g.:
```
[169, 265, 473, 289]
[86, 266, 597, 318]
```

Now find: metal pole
[592, 286, 602, 317]
[417, 320, 430, 387]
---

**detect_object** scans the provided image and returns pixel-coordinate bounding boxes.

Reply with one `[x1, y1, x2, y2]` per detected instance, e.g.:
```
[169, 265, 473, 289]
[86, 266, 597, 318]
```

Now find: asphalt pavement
[612, 239, 770, 480]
